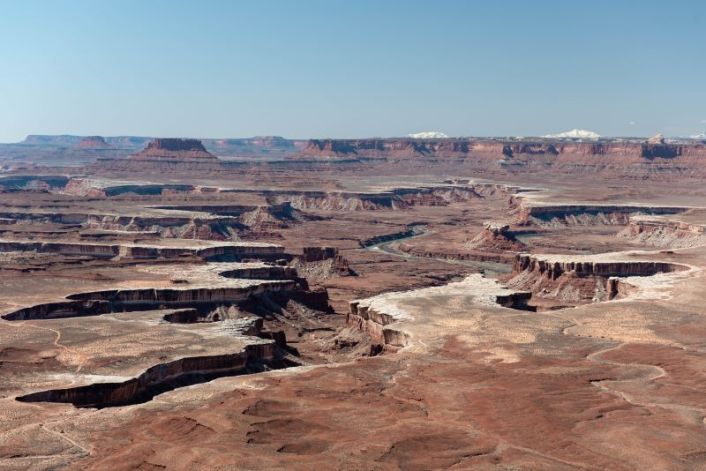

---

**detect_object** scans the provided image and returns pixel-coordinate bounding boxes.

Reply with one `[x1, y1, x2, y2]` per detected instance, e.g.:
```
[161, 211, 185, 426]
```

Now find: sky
[0, 0, 705, 142]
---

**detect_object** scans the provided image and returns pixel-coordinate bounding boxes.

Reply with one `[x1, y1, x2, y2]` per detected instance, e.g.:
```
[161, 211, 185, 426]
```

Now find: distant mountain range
[543, 129, 601, 140]
[407, 131, 449, 139]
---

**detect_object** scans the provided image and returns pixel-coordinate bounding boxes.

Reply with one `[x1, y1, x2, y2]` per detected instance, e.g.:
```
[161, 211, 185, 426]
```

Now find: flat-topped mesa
[129, 138, 219, 161]
[76, 136, 111, 149]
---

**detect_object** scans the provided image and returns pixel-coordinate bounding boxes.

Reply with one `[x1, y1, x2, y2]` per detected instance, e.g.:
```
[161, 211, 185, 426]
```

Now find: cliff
[507, 253, 683, 304]
[299, 137, 706, 161]
[296, 138, 706, 176]
[512, 253, 680, 279]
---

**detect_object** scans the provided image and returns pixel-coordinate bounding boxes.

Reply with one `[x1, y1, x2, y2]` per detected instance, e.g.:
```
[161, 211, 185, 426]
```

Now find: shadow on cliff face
[13, 292, 375, 409]
[16, 344, 297, 409]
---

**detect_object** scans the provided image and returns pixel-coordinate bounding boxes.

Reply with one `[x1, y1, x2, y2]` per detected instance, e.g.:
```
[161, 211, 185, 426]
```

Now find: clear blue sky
[1, 0, 705, 142]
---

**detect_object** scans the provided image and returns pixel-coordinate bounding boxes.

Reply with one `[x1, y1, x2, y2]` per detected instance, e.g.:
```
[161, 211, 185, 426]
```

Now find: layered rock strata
[299, 138, 706, 162]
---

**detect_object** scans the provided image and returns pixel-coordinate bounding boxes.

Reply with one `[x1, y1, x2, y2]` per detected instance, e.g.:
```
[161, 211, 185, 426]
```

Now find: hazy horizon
[4, 130, 696, 145]
[1, 0, 705, 142]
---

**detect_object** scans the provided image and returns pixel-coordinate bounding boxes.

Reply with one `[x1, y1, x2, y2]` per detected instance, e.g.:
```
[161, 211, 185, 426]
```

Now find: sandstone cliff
[296, 137, 706, 176]
[507, 253, 682, 304]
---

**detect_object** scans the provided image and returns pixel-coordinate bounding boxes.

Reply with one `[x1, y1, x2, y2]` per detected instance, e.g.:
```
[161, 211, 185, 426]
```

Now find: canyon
[0, 134, 705, 470]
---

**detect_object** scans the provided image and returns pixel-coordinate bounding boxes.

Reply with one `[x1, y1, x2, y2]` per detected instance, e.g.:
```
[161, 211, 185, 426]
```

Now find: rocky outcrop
[512, 254, 680, 279]
[465, 222, 525, 251]
[153, 202, 300, 237]
[617, 217, 706, 249]
[392, 186, 482, 206]
[507, 253, 683, 304]
[347, 301, 410, 348]
[129, 138, 218, 161]
[301, 247, 339, 262]
[267, 191, 398, 211]
[238, 203, 298, 232]
[290, 247, 352, 280]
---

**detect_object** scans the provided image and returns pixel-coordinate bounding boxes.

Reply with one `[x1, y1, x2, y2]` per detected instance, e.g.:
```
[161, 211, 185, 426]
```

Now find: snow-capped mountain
[543, 129, 600, 140]
[690, 132, 706, 140]
[407, 131, 449, 139]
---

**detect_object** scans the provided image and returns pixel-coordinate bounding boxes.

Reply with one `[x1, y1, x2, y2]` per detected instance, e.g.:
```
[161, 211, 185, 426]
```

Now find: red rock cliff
[297, 138, 706, 169]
